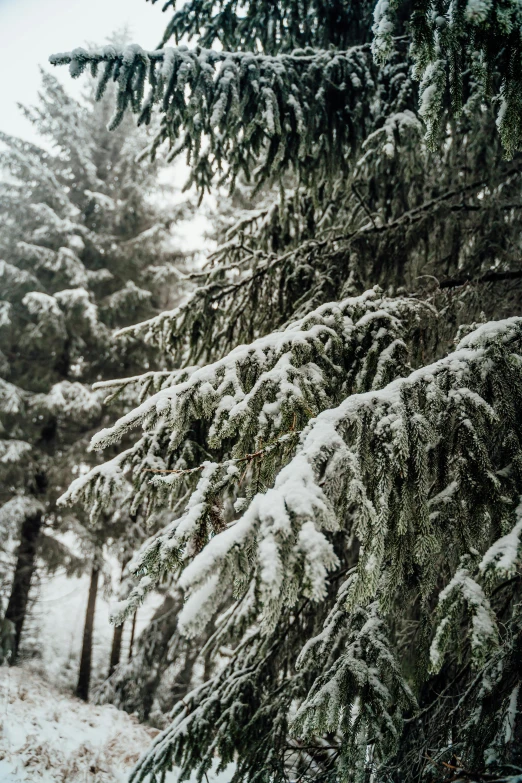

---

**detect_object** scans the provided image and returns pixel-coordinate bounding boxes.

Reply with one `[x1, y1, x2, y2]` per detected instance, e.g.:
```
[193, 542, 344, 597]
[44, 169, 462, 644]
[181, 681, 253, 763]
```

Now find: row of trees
[0, 53, 191, 700]
[49, 1, 522, 782]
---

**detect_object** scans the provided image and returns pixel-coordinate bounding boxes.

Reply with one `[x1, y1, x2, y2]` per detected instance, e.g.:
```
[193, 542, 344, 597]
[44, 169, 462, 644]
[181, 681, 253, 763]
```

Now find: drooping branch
[49, 42, 405, 192]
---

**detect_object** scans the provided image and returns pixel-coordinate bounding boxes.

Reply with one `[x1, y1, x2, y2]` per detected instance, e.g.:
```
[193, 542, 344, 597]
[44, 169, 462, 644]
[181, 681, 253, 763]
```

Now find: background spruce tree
[96, 586, 219, 725]
[53, 1, 522, 781]
[0, 63, 188, 672]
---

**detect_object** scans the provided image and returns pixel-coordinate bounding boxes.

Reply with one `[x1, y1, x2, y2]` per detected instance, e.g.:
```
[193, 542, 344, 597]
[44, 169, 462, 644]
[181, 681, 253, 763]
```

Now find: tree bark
[128, 609, 137, 659]
[108, 557, 130, 676]
[108, 621, 124, 677]
[5, 510, 43, 664]
[75, 563, 99, 701]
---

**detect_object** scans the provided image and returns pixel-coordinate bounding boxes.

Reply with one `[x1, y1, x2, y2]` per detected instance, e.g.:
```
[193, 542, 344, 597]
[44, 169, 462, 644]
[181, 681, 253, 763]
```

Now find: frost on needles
[61, 301, 522, 782]
[52, 1, 522, 782]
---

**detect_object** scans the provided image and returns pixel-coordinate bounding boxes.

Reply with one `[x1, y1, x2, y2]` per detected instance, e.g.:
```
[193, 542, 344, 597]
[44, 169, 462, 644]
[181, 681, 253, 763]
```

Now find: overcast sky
[0, 0, 214, 252]
[0, 0, 167, 141]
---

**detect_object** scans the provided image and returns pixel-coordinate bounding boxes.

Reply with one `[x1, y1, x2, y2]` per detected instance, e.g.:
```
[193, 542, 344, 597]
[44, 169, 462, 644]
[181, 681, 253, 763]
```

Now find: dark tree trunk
[75, 563, 99, 701]
[128, 609, 137, 659]
[108, 621, 124, 676]
[108, 557, 129, 675]
[5, 510, 43, 664]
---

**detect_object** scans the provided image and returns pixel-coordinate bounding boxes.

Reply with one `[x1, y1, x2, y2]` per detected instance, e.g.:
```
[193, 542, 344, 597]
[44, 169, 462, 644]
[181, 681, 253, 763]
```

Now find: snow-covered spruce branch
[97, 288, 421, 453]
[292, 600, 417, 775]
[114, 164, 521, 360]
[80, 315, 522, 648]
[108, 428, 302, 627]
[113, 246, 311, 356]
[151, 0, 379, 55]
[164, 316, 522, 636]
[143, 428, 301, 478]
[49, 42, 387, 191]
[428, 498, 522, 675]
[129, 600, 413, 783]
[60, 288, 430, 495]
[123, 318, 522, 783]
[59, 290, 432, 601]
[373, 0, 522, 156]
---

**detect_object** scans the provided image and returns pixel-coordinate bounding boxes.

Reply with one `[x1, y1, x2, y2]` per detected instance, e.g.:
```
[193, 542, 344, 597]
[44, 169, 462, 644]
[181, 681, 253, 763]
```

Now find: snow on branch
[121, 315, 522, 783]
[50, 42, 380, 191]
[101, 316, 522, 638]
[373, 0, 522, 156]
[293, 602, 416, 766]
[171, 317, 522, 633]
[89, 289, 425, 452]
[59, 290, 431, 617]
[60, 288, 428, 513]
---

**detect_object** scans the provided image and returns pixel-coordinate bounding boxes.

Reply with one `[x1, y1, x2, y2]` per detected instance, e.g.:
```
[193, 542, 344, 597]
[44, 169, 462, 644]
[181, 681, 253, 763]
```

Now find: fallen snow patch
[0, 667, 235, 783]
[0, 666, 163, 782]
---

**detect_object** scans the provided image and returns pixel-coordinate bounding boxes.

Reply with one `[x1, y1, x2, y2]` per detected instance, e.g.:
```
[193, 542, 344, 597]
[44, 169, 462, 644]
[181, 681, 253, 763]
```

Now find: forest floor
[0, 665, 167, 782]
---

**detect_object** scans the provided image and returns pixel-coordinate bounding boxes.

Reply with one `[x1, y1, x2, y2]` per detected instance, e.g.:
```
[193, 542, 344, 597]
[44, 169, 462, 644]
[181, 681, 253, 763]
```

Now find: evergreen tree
[97, 587, 216, 725]
[0, 66, 187, 669]
[53, 2, 522, 781]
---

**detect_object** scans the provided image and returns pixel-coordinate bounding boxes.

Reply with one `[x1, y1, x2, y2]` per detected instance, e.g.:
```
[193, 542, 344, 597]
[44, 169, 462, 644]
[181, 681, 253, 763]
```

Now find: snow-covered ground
[0, 666, 236, 783]
[0, 666, 164, 782]
[0, 667, 235, 783]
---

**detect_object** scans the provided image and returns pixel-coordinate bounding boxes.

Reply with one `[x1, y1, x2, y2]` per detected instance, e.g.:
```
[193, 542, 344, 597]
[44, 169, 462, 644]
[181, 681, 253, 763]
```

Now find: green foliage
[53, 3, 522, 782]
[0, 68, 187, 656]
[374, 0, 522, 156]
[50, 43, 387, 196]
[150, 0, 375, 54]
[294, 601, 416, 782]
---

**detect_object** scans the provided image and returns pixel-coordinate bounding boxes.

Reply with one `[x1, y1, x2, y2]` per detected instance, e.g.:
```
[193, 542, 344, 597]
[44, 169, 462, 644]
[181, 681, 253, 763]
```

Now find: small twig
[424, 755, 506, 781]
[143, 428, 301, 476]
[352, 182, 379, 229]
[439, 268, 522, 290]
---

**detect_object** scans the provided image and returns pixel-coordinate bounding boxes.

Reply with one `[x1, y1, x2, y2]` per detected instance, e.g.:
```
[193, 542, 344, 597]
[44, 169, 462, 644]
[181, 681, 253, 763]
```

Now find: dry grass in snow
[0, 666, 164, 782]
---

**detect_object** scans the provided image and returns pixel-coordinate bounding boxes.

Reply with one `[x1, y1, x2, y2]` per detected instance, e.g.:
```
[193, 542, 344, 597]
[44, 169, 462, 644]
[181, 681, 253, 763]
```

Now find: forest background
[1, 1, 522, 783]
[0, 0, 212, 695]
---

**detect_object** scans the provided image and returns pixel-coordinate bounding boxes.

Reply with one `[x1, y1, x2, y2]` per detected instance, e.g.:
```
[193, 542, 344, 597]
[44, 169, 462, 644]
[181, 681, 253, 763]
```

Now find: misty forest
[1, 1, 522, 782]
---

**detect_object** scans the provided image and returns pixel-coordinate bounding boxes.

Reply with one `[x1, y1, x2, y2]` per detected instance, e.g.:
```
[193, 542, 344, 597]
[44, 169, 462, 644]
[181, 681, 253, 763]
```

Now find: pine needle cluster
[52, 2, 522, 781]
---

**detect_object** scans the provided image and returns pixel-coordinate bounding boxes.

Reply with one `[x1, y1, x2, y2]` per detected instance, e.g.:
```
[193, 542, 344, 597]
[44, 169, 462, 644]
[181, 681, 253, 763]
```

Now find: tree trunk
[75, 563, 99, 701]
[108, 621, 124, 676]
[108, 557, 129, 676]
[128, 609, 137, 659]
[5, 510, 43, 664]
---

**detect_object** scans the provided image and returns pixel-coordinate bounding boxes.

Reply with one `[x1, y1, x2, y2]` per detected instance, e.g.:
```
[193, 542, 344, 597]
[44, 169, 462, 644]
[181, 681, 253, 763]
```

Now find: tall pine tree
[0, 65, 187, 671]
[53, 2, 522, 780]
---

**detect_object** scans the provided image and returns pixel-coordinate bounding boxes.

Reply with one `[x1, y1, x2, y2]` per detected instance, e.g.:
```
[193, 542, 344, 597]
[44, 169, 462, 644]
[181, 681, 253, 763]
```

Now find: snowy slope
[0, 666, 164, 782]
[0, 667, 161, 782]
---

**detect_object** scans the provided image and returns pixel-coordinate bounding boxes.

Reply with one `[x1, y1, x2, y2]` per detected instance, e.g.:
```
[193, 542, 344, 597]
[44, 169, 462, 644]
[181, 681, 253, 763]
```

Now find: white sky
[0, 0, 215, 252]
[0, 0, 168, 142]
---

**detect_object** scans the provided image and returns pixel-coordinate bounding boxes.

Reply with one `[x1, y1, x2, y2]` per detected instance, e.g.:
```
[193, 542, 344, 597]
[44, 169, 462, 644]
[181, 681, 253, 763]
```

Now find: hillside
[0, 667, 234, 783]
